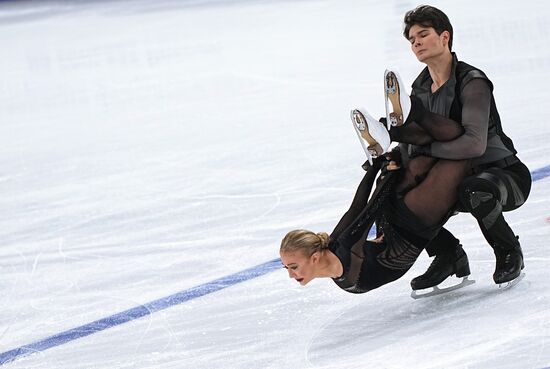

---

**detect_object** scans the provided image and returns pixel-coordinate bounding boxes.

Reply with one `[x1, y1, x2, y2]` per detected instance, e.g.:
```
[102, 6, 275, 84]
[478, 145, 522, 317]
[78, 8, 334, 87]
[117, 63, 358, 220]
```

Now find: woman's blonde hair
[280, 229, 330, 257]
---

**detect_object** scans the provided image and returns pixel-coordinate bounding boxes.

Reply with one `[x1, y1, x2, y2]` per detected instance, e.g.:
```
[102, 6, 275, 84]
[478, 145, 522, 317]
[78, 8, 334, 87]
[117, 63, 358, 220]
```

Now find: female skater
[279, 76, 473, 293]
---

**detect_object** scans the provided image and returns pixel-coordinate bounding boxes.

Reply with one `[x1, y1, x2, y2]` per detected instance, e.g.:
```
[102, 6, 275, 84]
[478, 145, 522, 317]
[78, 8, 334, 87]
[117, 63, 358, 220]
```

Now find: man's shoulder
[455, 60, 492, 91]
[456, 60, 483, 77]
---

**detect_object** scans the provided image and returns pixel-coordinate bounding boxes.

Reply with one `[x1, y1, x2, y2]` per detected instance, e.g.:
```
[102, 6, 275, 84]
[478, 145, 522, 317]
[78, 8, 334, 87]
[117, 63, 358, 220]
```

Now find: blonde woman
[280, 73, 474, 293]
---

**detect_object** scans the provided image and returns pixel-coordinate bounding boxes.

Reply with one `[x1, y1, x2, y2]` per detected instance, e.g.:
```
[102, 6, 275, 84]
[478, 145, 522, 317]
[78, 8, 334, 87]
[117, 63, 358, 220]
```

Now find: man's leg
[412, 161, 531, 287]
[458, 164, 531, 283]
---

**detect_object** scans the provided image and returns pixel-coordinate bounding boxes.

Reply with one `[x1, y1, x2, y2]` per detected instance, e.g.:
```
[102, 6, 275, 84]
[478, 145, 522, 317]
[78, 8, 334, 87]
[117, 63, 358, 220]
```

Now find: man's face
[408, 25, 450, 62]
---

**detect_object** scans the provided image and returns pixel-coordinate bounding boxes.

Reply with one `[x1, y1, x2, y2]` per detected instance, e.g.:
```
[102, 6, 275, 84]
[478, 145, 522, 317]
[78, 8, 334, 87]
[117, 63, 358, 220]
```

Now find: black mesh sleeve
[429, 78, 491, 159]
[329, 160, 381, 241]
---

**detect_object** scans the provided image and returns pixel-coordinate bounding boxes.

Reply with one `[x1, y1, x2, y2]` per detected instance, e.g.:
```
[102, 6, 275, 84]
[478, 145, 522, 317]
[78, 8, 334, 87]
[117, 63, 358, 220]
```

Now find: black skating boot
[411, 246, 470, 290]
[493, 244, 524, 284]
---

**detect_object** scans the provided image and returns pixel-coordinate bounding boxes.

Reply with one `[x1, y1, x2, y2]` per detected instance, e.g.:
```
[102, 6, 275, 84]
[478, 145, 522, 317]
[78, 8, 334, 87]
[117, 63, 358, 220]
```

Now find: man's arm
[428, 78, 491, 159]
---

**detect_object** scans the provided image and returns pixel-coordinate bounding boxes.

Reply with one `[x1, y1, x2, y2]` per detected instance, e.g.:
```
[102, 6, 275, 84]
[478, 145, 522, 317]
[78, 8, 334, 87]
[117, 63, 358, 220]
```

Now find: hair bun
[316, 232, 330, 249]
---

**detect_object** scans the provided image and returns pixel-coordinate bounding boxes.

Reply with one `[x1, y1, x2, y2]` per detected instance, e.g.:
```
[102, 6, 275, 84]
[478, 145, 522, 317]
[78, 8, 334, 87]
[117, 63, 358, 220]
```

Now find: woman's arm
[330, 159, 382, 241]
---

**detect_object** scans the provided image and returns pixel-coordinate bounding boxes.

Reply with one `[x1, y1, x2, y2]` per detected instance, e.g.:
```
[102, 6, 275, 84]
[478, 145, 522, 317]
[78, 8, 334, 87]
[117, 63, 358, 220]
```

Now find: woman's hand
[386, 161, 401, 171]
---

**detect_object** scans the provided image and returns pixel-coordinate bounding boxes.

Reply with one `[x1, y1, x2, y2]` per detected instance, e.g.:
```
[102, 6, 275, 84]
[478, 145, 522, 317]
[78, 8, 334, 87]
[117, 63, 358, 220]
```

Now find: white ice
[1, 0, 550, 368]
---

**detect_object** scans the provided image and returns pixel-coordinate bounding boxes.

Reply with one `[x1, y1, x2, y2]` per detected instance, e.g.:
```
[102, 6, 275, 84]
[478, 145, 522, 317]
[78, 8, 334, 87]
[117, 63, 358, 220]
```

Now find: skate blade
[410, 276, 476, 300]
[498, 272, 525, 290]
[384, 71, 404, 127]
[350, 110, 382, 163]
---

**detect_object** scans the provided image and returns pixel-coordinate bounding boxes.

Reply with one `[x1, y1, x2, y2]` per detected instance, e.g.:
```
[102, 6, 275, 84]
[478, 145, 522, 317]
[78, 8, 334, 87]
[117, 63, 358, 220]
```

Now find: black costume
[328, 159, 426, 293]
[327, 86, 478, 293]
[328, 153, 469, 293]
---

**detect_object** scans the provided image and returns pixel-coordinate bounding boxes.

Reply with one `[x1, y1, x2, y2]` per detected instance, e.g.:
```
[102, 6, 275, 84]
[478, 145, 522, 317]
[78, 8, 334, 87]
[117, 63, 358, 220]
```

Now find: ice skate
[410, 247, 471, 290]
[411, 276, 475, 299]
[493, 245, 524, 284]
[384, 70, 411, 128]
[498, 272, 525, 290]
[350, 108, 391, 165]
[410, 248, 475, 299]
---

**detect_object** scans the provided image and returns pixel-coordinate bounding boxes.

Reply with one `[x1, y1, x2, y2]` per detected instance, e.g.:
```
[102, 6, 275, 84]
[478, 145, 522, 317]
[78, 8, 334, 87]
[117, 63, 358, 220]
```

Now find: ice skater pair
[280, 4, 530, 297]
[280, 70, 474, 295]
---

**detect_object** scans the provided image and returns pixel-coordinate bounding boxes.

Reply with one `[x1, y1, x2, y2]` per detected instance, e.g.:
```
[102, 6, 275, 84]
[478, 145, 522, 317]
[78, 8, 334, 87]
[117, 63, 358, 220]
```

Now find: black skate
[410, 248, 475, 299]
[494, 245, 525, 287]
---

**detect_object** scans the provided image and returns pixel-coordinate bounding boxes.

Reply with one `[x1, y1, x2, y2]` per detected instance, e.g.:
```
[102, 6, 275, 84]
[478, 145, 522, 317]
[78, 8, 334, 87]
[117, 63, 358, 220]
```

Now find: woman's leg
[395, 155, 438, 194]
[390, 111, 465, 145]
[403, 159, 470, 227]
[390, 107, 467, 199]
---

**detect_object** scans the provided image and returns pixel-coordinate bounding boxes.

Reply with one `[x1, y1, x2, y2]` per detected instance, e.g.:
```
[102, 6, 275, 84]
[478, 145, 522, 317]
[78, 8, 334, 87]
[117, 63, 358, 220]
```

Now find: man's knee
[458, 176, 503, 229]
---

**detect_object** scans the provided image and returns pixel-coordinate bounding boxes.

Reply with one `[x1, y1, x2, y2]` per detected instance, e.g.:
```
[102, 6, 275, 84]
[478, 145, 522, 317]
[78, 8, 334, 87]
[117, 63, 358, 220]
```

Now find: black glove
[380, 148, 402, 174]
[385, 147, 402, 166]
[362, 155, 386, 171]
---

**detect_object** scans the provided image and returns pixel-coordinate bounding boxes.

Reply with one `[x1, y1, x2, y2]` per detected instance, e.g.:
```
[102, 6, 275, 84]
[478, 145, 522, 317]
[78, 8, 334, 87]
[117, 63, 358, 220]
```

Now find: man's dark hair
[403, 5, 453, 51]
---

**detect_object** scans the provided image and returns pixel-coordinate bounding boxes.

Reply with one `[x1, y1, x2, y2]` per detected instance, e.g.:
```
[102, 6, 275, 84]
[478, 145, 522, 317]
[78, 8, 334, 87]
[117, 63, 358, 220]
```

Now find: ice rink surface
[1, 0, 550, 368]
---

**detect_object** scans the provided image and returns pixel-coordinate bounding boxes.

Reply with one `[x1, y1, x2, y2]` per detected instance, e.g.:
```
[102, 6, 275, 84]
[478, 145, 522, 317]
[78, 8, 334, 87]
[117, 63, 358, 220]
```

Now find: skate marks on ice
[306, 280, 550, 369]
[304, 167, 550, 368]
[0, 258, 282, 366]
[498, 272, 526, 290]
[411, 271, 525, 299]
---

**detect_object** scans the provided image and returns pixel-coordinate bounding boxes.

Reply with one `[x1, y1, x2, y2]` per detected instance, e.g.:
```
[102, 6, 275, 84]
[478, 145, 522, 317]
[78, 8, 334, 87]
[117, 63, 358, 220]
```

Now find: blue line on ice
[1, 164, 550, 366]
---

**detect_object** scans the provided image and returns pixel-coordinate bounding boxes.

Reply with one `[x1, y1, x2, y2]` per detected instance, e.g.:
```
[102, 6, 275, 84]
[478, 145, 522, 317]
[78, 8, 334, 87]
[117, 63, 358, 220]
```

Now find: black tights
[391, 111, 470, 227]
[331, 110, 471, 245]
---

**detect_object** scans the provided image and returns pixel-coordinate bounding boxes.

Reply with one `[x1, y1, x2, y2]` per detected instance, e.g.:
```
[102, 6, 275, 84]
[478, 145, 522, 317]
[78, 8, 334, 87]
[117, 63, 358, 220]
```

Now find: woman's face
[408, 24, 450, 62]
[280, 250, 319, 286]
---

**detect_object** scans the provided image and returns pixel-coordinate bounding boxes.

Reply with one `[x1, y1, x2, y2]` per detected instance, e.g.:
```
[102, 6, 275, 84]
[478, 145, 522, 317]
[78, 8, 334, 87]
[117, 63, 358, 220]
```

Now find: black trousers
[425, 159, 531, 256]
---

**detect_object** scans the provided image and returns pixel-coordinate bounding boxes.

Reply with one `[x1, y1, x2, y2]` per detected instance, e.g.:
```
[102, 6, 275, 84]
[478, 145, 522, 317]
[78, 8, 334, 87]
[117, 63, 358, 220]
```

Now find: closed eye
[409, 30, 430, 43]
